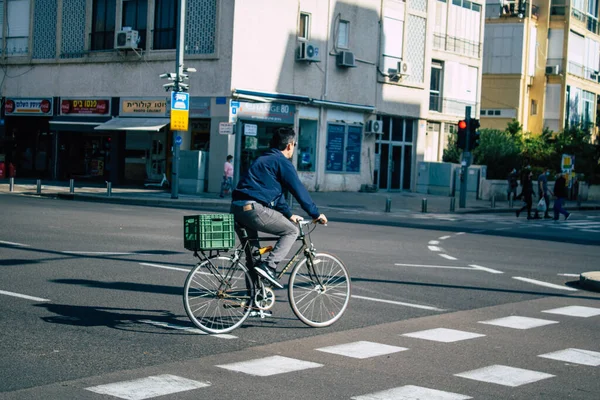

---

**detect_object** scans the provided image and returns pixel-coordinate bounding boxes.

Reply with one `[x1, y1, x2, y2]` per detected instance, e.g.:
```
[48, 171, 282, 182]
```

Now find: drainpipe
[316, 0, 332, 191]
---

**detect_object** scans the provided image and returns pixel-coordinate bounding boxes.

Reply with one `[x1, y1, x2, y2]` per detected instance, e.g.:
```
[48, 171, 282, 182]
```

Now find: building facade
[481, 0, 600, 135]
[0, 0, 484, 193]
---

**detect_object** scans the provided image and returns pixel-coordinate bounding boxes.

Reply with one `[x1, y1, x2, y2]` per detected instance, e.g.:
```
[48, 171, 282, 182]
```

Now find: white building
[0, 0, 484, 193]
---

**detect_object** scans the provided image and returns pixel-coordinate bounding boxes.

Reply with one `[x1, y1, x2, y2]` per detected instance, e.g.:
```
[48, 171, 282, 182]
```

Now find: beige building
[0, 0, 484, 193]
[482, 0, 600, 134]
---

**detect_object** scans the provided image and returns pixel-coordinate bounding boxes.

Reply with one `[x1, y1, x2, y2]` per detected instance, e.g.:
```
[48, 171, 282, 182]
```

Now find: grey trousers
[231, 202, 299, 270]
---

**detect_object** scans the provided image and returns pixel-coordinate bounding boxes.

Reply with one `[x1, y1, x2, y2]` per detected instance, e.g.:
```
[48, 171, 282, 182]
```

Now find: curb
[580, 271, 600, 293]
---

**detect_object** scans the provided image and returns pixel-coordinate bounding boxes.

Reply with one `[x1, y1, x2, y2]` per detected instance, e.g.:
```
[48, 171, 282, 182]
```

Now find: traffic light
[457, 119, 467, 150]
[469, 119, 481, 150]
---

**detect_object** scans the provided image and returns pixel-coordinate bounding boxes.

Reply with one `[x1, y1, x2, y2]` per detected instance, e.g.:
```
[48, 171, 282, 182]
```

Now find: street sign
[244, 124, 258, 136]
[229, 100, 240, 123]
[175, 135, 182, 145]
[170, 91, 189, 131]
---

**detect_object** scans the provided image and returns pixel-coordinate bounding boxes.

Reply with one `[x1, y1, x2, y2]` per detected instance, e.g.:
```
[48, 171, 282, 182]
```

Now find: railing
[5, 37, 29, 55]
[429, 94, 477, 117]
[566, 7, 600, 35]
[433, 33, 481, 58]
[486, 2, 539, 19]
[568, 61, 600, 83]
[429, 93, 442, 112]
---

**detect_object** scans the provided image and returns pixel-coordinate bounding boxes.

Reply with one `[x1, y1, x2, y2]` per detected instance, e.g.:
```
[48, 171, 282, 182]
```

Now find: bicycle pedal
[250, 310, 272, 319]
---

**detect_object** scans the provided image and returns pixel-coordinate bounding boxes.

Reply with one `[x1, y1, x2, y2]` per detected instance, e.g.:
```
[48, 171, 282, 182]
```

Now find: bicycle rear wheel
[184, 256, 254, 334]
[288, 252, 351, 328]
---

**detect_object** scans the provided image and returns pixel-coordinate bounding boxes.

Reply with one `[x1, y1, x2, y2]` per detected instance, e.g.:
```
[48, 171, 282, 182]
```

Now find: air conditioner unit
[296, 42, 321, 62]
[336, 51, 356, 68]
[115, 30, 140, 50]
[545, 65, 560, 75]
[365, 120, 383, 135]
[398, 60, 411, 76]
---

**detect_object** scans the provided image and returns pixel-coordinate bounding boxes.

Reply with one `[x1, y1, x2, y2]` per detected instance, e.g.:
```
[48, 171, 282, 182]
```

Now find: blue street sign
[171, 91, 189, 111]
[175, 135, 182, 146]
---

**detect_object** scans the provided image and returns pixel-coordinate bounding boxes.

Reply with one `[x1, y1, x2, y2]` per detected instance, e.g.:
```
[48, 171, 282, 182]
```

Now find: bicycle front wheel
[183, 256, 254, 334]
[288, 252, 351, 328]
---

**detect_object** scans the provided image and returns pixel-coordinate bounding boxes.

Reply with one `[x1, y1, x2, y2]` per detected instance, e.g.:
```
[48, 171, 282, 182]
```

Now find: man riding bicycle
[230, 127, 327, 289]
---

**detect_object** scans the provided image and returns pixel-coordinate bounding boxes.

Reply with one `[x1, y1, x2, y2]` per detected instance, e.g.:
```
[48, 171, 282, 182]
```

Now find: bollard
[36, 179, 41, 195]
[421, 198, 427, 213]
[9, 177, 14, 192]
[490, 195, 496, 208]
[385, 197, 391, 213]
[70, 179, 75, 193]
[450, 197, 456, 212]
[509, 197, 513, 208]
[106, 181, 112, 197]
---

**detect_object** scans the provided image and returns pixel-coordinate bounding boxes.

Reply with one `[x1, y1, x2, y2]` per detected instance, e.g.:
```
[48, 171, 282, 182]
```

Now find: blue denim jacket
[232, 148, 320, 219]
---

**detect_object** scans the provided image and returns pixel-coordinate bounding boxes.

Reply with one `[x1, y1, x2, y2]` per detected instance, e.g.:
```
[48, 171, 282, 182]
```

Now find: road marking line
[542, 306, 600, 318]
[86, 374, 211, 399]
[479, 316, 559, 330]
[351, 294, 445, 311]
[138, 319, 237, 339]
[217, 355, 323, 376]
[316, 341, 408, 359]
[352, 385, 472, 400]
[455, 365, 554, 387]
[0, 240, 30, 247]
[439, 254, 457, 260]
[428, 246, 442, 252]
[61, 251, 134, 255]
[139, 262, 190, 273]
[470, 264, 504, 274]
[402, 328, 485, 343]
[513, 277, 578, 291]
[494, 227, 511, 231]
[439, 235, 451, 240]
[558, 273, 580, 277]
[456, 232, 466, 235]
[0, 289, 50, 302]
[428, 240, 440, 245]
[539, 348, 600, 366]
[581, 229, 600, 233]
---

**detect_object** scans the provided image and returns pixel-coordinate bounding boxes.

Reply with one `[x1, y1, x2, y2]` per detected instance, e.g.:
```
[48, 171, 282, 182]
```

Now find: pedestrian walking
[534, 167, 552, 219]
[219, 155, 234, 198]
[553, 171, 571, 221]
[516, 169, 534, 219]
[507, 168, 518, 202]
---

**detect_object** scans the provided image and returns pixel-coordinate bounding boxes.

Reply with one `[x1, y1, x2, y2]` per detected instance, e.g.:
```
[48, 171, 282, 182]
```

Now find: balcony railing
[486, 1, 539, 19]
[433, 33, 481, 58]
[429, 93, 477, 117]
[568, 61, 600, 83]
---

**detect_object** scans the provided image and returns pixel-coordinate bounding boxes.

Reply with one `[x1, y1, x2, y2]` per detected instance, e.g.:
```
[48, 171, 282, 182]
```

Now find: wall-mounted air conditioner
[296, 42, 321, 62]
[115, 30, 140, 50]
[365, 120, 383, 135]
[398, 60, 411, 77]
[336, 51, 356, 68]
[545, 65, 560, 75]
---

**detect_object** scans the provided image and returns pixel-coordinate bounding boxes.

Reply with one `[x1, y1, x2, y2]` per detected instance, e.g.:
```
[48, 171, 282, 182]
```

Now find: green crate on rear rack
[183, 214, 236, 251]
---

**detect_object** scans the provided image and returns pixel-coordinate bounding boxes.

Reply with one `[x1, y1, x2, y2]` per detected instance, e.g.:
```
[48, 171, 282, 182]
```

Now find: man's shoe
[254, 262, 283, 289]
[516, 210, 520, 218]
[565, 213, 571, 221]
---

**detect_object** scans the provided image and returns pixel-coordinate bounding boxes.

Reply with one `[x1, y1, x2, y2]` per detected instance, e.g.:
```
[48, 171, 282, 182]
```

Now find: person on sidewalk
[534, 167, 552, 219]
[219, 155, 234, 198]
[553, 171, 571, 221]
[507, 168, 518, 202]
[516, 169, 534, 219]
[230, 127, 327, 288]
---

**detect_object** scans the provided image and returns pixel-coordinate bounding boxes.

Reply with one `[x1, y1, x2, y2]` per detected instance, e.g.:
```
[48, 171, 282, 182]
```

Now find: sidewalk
[2, 178, 600, 215]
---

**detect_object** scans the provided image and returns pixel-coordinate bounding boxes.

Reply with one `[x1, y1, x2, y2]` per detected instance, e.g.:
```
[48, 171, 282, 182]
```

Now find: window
[325, 123, 362, 174]
[297, 119, 318, 172]
[298, 12, 310, 40]
[91, 0, 116, 50]
[122, 0, 147, 49]
[337, 20, 349, 49]
[154, 0, 177, 49]
[531, 99, 538, 116]
[381, 13, 404, 75]
[2, 0, 30, 56]
[429, 61, 443, 112]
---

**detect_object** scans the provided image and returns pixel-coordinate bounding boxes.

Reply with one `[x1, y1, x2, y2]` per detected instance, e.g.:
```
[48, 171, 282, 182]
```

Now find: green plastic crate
[183, 214, 236, 251]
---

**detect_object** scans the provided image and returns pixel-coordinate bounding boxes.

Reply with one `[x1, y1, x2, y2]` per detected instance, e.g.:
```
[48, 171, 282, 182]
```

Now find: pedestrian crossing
[81, 304, 600, 399]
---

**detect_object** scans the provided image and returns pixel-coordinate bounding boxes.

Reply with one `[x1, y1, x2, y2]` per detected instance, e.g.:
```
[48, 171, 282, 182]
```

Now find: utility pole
[160, 0, 194, 199]
[459, 106, 472, 208]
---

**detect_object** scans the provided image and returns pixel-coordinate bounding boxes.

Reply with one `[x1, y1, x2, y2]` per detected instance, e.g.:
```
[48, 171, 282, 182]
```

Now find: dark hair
[226, 155, 233, 161]
[270, 127, 296, 150]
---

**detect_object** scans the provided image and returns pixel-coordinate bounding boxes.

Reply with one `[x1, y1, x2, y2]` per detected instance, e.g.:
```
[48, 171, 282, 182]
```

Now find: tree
[442, 131, 462, 163]
[472, 128, 522, 179]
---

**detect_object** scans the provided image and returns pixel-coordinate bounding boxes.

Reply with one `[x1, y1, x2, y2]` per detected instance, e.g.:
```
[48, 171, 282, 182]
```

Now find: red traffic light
[458, 120, 467, 129]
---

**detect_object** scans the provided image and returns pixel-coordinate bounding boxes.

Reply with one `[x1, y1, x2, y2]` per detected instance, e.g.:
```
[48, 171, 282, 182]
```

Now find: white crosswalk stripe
[454, 365, 554, 387]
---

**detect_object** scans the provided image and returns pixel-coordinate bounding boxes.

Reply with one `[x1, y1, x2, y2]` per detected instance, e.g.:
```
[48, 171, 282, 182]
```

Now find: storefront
[49, 98, 114, 181]
[231, 101, 296, 178]
[3, 97, 54, 179]
[94, 97, 170, 185]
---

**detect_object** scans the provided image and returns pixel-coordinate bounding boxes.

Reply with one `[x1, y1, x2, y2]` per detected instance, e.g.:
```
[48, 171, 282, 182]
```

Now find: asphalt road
[1, 194, 599, 399]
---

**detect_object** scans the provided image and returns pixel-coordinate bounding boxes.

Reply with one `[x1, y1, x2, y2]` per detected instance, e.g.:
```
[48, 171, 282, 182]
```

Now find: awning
[49, 116, 111, 132]
[94, 117, 170, 132]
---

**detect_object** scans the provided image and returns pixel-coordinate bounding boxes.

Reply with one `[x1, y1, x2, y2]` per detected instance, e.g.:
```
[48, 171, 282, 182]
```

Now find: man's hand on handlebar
[314, 214, 328, 225]
[290, 215, 304, 223]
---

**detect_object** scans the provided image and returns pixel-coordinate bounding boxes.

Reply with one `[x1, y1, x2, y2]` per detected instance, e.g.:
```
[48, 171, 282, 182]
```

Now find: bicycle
[183, 217, 351, 334]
